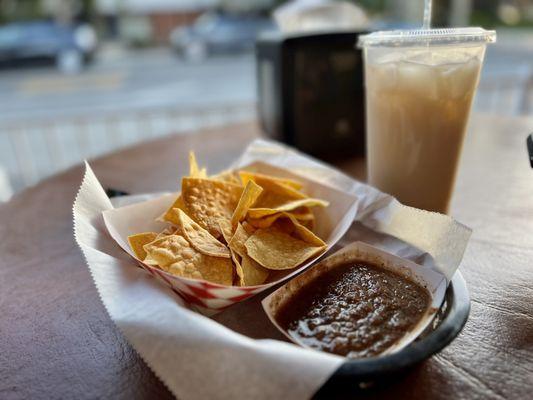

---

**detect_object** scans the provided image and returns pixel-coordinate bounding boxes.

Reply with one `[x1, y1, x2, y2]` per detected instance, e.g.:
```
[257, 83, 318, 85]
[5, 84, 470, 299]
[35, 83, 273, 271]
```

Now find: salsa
[275, 262, 431, 358]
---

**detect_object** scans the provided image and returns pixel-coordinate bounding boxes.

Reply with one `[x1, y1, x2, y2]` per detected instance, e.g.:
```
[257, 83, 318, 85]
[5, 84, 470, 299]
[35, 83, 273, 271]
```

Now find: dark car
[170, 13, 275, 61]
[0, 21, 97, 73]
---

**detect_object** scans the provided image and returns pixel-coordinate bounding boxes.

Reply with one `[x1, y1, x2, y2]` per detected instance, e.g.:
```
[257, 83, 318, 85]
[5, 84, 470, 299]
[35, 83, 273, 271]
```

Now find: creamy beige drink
[366, 49, 482, 212]
[359, 29, 495, 213]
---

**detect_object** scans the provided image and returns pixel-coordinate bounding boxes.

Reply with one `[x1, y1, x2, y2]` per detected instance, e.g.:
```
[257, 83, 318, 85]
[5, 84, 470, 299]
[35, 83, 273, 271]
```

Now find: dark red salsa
[275, 262, 431, 358]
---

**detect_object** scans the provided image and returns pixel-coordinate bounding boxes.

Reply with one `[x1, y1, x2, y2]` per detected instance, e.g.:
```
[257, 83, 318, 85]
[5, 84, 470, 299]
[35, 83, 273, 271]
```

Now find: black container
[314, 271, 471, 398]
[256, 31, 367, 160]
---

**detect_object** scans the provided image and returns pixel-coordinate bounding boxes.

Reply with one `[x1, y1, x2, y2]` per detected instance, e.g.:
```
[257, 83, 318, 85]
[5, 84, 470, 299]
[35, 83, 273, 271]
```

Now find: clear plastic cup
[358, 28, 496, 214]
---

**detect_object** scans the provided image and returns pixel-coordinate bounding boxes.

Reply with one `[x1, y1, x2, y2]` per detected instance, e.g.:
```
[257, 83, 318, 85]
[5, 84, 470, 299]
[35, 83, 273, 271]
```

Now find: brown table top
[1, 114, 532, 399]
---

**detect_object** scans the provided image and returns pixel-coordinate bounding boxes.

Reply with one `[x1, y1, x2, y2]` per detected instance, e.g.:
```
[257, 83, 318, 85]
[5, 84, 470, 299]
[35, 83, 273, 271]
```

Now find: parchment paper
[73, 138, 471, 400]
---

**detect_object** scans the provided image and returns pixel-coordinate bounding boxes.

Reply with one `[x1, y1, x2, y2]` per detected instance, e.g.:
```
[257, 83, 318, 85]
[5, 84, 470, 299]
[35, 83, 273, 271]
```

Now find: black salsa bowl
[314, 271, 470, 398]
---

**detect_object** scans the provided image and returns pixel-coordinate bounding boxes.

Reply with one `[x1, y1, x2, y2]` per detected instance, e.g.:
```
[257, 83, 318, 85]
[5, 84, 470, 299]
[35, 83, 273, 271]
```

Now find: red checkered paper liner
[102, 161, 359, 315]
[137, 262, 266, 316]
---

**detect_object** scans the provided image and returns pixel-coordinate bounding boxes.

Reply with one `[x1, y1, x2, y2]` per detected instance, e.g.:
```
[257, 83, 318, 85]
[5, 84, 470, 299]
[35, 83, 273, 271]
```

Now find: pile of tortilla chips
[127, 152, 328, 287]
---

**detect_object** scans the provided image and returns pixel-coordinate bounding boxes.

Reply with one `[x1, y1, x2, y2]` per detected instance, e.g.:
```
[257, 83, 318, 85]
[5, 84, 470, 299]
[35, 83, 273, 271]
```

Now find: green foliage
[0, 0, 43, 23]
[353, 0, 386, 13]
[0, 0, 96, 24]
[471, 9, 533, 28]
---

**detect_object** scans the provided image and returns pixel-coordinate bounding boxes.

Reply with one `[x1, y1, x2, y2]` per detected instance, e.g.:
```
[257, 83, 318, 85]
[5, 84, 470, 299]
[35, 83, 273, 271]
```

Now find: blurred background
[0, 0, 532, 200]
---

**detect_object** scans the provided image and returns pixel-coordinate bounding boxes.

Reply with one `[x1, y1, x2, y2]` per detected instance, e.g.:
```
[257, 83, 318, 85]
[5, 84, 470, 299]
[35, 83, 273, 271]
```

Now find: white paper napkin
[73, 139, 471, 400]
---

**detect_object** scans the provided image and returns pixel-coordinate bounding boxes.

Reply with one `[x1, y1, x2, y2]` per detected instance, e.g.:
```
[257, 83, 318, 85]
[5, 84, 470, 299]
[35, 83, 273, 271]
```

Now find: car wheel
[56, 49, 83, 74]
[183, 41, 207, 62]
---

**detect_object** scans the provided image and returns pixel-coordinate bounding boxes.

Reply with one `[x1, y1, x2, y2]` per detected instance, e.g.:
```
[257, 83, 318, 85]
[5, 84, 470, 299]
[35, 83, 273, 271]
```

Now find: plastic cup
[358, 28, 496, 214]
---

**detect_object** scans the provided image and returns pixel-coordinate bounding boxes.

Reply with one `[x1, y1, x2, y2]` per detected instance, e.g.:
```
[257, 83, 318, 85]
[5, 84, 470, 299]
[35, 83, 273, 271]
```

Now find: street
[0, 47, 257, 195]
[0, 46, 256, 124]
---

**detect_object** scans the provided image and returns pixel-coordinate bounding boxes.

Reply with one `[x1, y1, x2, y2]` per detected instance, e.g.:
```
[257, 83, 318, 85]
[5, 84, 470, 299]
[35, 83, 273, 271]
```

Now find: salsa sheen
[275, 262, 431, 358]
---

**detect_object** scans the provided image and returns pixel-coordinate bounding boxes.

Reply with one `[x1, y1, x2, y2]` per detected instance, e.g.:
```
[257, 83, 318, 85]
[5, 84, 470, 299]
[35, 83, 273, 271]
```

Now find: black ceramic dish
[313, 271, 470, 398]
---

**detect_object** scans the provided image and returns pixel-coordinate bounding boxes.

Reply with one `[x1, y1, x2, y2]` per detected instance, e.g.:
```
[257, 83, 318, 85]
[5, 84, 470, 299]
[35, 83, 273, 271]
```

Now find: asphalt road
[0, 48, 257, 196]
[0, 47, 256, 124]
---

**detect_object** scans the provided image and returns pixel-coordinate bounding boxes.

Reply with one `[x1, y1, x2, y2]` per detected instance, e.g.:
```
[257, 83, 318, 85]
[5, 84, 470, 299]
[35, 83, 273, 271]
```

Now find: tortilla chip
[247, 209, 315, 229]
[239, 171, 307, 209]
[282, 214, 326, 247]
[230, 248, 269, 286]
[241, 221, 256, 235]
[181, 177, 243, 238]
[169, 208, 230, 258]
[218, 220, 233, 244]
[245, 228, 326, 270]
[230, 249, 245, 286]
[128, 232, 158, 260]
[144, 234, 232, 285]
[231, 180, 263, 227]
[143, 234, 188, 267]
[126, 155, 330, 287]
[155, 228, 177, 239]
[240, 254, 269, 286]
[261, 213, 324, 247]
[248, 198, 328, 219]
[212, 169, 242, 185]
[228, 223, 250, 257]
[247, 216, 276, 229]
[298, 217, 315, 231]
[189, 151, 207, 178]
[268, 217, 296, 235]
[291, 206, 315, 219]
[158, 194, 187, 223]
[239, 170, 303, 190]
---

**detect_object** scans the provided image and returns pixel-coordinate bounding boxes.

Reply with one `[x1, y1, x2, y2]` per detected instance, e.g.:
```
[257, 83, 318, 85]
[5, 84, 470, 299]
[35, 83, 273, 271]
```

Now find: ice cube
[369, 61, 398, 91]
[439, 57, 481, 99]
[396, 60, 440, 100]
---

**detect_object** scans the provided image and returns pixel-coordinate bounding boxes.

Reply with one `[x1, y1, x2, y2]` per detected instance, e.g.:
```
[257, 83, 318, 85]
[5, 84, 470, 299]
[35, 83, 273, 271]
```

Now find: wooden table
[1, 114, 532, 399]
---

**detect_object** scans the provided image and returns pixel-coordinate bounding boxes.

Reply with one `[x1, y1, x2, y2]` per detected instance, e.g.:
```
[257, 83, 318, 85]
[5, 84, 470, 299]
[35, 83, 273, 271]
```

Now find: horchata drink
[358, 28, 496, 213]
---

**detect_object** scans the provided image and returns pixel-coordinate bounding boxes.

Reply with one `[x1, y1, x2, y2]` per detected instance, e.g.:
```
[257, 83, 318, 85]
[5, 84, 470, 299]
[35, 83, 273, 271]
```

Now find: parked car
[170, 13, 275, 61]
[0, 21, 97, 73]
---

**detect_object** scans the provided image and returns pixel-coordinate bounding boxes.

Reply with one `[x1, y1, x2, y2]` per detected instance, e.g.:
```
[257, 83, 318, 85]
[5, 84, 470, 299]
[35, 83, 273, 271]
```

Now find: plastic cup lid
[357, 27, 496, 48]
